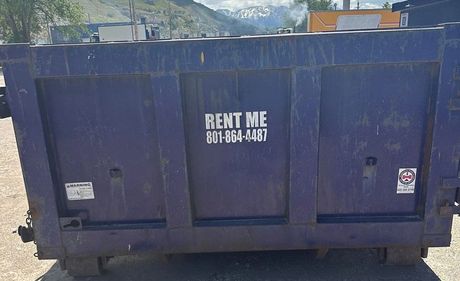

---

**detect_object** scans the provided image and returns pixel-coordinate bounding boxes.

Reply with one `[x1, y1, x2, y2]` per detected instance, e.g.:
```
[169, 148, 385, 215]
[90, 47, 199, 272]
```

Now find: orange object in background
[307, 9, 401, 32]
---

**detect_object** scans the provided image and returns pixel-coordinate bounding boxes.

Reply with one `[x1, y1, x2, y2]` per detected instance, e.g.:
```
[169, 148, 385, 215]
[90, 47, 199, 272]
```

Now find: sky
[195, 0, 399, 11]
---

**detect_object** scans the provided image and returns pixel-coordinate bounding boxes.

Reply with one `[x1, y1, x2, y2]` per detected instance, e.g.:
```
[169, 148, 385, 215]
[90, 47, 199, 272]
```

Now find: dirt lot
[0, 117, 459, 281]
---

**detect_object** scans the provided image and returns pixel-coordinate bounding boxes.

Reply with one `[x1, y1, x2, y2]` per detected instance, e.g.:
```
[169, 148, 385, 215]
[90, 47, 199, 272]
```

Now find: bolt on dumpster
[1, 23, 460, 277]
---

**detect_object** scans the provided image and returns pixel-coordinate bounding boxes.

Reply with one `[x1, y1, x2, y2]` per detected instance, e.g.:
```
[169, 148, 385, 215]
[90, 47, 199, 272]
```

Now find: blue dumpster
[1, 23, 460, 276]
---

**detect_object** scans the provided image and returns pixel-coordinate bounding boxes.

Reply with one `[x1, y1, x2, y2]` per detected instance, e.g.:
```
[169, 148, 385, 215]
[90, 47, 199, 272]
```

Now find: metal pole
[128, 0, 135, 40]
[169, 2, 173, 39]
[132, 0, 138, 40]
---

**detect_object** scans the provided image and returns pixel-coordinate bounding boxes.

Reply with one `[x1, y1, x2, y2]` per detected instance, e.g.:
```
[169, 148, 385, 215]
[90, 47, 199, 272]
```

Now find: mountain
[217, 6, 290, 31]
[76, 0, 261, 38]
[216, 9, 233, 18]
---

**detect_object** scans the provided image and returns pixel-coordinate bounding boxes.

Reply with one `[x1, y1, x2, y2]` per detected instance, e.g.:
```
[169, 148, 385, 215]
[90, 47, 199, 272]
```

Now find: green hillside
[76, 0, 261, 37]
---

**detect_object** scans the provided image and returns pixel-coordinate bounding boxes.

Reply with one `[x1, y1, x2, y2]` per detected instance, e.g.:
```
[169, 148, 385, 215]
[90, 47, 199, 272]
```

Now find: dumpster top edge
[23, 26, 445, 49]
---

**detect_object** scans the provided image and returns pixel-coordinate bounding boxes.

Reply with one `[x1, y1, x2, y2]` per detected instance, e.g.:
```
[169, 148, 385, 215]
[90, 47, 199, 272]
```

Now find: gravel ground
[0, 117, 459, 281]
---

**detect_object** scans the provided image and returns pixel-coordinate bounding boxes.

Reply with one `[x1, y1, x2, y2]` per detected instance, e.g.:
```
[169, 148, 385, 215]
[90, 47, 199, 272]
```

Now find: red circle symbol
[399, 169, 416, 185]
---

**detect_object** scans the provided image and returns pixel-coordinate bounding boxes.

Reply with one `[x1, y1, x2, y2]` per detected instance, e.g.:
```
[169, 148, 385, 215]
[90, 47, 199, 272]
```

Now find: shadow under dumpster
[39, 249, 441, 281]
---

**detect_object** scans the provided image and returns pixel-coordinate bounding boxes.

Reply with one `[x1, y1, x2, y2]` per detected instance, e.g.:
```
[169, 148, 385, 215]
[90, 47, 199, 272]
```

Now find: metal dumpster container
[1, 23, 460, 277]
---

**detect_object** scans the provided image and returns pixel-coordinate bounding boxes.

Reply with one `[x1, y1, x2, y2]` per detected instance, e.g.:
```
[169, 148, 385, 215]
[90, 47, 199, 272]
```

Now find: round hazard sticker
[397, 168, 417, 194]
[399, 169, 416, 185]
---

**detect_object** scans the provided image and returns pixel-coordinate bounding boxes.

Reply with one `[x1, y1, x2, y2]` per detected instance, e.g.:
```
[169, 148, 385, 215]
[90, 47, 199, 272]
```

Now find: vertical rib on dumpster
[289, 67, 322, 224]
[1, 45, 63, 258]
[424, 23, 460, 246]
[152, 74, 192, 228]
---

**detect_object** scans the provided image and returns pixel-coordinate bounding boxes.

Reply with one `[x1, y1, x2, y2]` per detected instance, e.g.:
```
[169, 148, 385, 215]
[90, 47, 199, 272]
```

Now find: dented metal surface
[0, 25, 459, 266]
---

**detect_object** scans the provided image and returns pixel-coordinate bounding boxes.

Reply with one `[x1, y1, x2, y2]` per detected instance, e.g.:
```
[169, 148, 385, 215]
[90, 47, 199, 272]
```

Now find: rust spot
[28, 205, 40, 220]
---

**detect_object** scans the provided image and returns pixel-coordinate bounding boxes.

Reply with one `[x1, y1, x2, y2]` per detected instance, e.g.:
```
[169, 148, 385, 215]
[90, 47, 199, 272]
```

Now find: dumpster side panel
[181, 70, 291, 220]
[36, 75, 166, 224]
[318, 63, 439, 217]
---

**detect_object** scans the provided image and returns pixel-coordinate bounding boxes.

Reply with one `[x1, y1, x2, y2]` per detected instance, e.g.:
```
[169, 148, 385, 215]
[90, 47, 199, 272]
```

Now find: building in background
[50, 21, 161, 44]
[307, 9, 400, 32]
[392, 0, 460, 27]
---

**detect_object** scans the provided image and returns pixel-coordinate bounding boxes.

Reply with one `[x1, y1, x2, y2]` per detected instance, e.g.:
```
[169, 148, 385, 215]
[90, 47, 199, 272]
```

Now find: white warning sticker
[65, 182, 95, 201]
[397, 168, 417, 194]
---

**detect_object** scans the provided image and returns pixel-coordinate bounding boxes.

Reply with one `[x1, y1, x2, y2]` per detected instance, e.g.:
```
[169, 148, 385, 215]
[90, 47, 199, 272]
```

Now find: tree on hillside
[0, 0, 85, 43]
[382, 2, 392, 9]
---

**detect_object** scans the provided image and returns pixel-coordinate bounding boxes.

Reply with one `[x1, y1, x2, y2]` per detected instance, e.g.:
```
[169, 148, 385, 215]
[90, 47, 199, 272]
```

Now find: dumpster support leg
[383, 247, 422, 265]
[62, 257, 107, 277]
